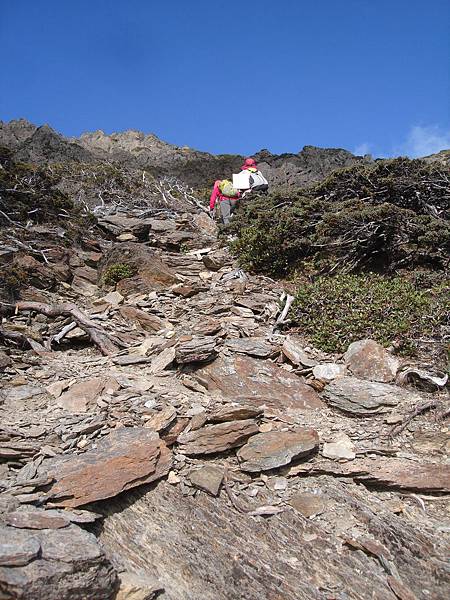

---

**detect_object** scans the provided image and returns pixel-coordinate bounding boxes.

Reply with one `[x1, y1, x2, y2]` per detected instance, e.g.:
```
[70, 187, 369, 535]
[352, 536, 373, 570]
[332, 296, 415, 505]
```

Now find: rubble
[0, 160, 448, 599]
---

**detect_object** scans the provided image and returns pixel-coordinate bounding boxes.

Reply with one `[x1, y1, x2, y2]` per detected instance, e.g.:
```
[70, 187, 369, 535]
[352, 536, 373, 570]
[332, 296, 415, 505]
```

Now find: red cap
[244, 158, 256, 167]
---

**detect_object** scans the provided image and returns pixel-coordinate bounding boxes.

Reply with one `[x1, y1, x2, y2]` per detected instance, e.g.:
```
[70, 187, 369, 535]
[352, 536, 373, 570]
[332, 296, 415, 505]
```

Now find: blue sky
[1, 0, 449, 157]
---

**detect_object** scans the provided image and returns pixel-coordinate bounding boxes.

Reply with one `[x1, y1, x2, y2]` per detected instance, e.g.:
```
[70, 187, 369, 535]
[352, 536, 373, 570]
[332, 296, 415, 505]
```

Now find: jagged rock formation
[0, 119, 371, 188]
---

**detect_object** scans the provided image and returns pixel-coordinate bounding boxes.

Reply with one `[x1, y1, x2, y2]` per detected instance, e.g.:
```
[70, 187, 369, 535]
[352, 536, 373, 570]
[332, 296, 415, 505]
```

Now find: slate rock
[5, 509, 69, 530]
[189, 466, 225, 496]
[176, 337, 218, 364]
[0, 351, 12, 370]
[177, 419, 258, 455]
[196, 355, 324, 412]
[225, 337, 273, 358]
[289, 492, 327, 517]
[40, 428, 172, 507]
[119, 306, 165, 332]
[344, 339, 400, 382]
[324, 376, 416, 415]
[237, 429, 319, 472]
[0, 524, 118, 600]
[116, 571, 164, 600]
[282, 337, 317, 367]
[0, 526, 40, 566]
[209, 404, 263, 423]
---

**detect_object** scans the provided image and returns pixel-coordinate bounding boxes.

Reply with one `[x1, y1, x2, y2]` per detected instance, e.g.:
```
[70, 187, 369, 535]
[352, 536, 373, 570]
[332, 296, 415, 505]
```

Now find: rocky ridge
[0, 119, 372, 189]
[0, 183, 449, 599]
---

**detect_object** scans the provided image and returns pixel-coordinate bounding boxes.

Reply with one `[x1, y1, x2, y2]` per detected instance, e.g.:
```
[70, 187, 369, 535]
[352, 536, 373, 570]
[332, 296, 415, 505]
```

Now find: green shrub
[228, 158, 450, 278]
[102, 263, 137, 286]
[292, 273, 449, 354]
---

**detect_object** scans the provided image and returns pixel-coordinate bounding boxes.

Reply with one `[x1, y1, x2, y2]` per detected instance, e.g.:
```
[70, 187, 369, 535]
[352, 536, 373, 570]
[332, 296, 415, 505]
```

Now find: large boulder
[98, 242, 178, 296]
[324, 376, 419, 415]
[195, 355, 324, 413]
[39, 428, 172, 507]
[343, 339, 400, 382]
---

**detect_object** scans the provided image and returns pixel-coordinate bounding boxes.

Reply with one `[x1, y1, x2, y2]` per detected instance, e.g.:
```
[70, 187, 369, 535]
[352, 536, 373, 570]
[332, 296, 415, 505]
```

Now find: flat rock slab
[189, 466, 225, 496]
[324, 376, 416, 415]
[0, 524, 117, 599]
[208, 404, 264, 423]
[225, 338, 273, 358]
[290, 458, 450, 493]
[344, 339, 400, 382]
[40, 428, 172, 507]
[56, 376, 119, 412]
[176, 337, 218, 364]
[237, 429, 319, 472]
[195, 355, 324, 413]
[282, 337, 317, 367]
[177, 419, 258, 455]
[5, 509, 69, 530]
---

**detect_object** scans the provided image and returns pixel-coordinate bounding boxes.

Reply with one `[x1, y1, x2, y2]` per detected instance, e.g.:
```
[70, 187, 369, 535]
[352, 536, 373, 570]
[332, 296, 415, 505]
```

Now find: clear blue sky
[1, 0, 449, 157]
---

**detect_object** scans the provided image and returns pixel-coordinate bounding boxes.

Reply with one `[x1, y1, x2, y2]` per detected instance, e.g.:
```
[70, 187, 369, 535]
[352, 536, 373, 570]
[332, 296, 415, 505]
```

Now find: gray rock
[225, 338, 273, 358]
[0, 524, 117, 599]
[237, 429, 319, 472]
[189, 466, 224, 496]
[312, 363, 347, 383]
[324, 376, 416, 415]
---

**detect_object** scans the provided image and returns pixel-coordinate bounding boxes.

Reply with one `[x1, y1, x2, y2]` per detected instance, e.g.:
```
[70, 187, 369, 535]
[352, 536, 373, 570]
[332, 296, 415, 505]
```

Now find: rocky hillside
[1, 118, 372, 189]
[0, 140, 449, 600]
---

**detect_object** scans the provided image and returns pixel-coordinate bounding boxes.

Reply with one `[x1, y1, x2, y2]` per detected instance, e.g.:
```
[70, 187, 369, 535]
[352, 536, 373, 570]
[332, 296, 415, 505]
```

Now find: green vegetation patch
[292, 273, 449, 354]
[102, 263, 137, 286]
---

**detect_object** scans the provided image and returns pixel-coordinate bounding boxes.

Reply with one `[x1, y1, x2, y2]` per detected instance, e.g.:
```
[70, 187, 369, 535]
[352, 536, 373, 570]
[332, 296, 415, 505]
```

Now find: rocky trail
[0, 198, 449, 600]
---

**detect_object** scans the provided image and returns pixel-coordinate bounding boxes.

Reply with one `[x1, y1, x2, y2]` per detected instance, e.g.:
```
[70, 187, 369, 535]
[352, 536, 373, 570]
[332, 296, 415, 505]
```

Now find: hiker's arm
[209, 183, 219, 210]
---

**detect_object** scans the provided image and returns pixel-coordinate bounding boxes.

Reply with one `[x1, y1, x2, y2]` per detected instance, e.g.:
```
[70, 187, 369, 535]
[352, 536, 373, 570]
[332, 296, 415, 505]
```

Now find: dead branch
[389, 400, 442, 437]
[15, 301, 119, 355]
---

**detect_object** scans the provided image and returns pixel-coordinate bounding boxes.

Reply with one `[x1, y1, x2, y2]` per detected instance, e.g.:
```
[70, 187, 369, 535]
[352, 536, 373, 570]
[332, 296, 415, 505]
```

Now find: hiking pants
[220, 198, 237, 225]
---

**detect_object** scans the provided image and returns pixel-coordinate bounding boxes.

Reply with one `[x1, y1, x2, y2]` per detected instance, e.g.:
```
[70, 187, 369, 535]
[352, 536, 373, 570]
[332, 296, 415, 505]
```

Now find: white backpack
[249, 170, 269, 191]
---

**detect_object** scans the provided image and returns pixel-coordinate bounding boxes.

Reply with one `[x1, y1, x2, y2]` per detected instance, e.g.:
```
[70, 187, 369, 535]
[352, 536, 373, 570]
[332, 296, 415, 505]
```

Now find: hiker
[209, 179, 240, 225]
[236, 157, 269, 195]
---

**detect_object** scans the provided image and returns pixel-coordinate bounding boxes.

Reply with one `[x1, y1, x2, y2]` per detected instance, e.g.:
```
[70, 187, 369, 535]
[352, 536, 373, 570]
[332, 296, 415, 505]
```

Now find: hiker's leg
[230, 198, 238, 216]
[220, 199, 231, 225]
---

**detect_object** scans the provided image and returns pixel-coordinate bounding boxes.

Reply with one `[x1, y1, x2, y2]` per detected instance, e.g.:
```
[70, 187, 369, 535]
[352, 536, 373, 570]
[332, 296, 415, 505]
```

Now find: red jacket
[209, 180, 240, 210]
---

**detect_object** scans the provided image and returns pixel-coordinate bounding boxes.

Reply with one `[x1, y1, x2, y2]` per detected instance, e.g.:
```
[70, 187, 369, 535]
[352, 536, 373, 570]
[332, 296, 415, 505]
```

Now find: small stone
[289, 492, 327, 517]
[189, 466, 224, 496]
[167, 470, 181, 485]
[322, 433, 356, 461]
[259, 423, 273, 433]
[5, 509, 69, 530]
[312, 363, 347, 383]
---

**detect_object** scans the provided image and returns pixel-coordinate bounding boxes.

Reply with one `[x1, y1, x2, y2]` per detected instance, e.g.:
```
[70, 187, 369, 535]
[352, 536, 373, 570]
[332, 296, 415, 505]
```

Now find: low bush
[292, 273, 449, 354]
[102, 263, 137, 286]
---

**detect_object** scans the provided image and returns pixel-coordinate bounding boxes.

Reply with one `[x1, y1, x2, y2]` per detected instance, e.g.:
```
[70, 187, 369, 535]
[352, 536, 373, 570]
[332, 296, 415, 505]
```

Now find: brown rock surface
[119, 306, 165, 332]
[237, 429, 319, 472]
[177, 419, 258, 455]
[196, 355, 324, 412]
[189, 465, 224, 496]
[99, 481, 445, 600]
[344, 339, 400, 382]
[40, 428, 172, 507]
[56, 376, 119, 412]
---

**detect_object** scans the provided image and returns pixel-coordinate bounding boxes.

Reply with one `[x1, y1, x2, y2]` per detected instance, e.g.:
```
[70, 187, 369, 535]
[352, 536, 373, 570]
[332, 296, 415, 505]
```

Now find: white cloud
[395, 125, 450, 158]
[353, 142, 372, 156]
